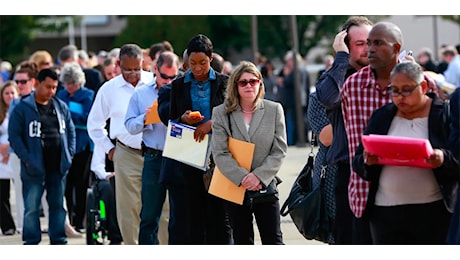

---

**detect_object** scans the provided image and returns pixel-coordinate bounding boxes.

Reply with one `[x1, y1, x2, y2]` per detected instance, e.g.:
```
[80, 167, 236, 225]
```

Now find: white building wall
[382, 15, 460, 61]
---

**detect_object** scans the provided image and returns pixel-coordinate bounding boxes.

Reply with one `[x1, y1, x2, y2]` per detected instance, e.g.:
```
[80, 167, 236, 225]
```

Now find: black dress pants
[334, 162, 353, 244]
[0, 179, 16, 233]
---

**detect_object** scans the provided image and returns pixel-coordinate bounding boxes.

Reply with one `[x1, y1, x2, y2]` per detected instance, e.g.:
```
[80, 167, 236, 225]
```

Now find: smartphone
[190, 111, 202, 118]
[341, 24, 351, 49]
[407, 50, 413, 56]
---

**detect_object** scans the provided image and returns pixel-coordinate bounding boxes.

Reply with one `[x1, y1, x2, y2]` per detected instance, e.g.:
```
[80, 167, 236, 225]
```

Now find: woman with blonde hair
[211, 61, 287, 244]
[0, 80, 18, 235]
[29, 50, 54, 71]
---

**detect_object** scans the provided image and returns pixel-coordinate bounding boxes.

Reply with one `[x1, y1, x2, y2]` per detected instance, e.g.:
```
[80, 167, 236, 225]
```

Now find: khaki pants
[113, 142, 143, 245]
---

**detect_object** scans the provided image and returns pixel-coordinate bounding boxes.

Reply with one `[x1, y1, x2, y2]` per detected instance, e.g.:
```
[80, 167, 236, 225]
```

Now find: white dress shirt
[87, 71, 154, 154]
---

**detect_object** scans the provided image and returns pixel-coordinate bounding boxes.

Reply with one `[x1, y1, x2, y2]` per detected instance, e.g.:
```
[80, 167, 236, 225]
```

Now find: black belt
[144, 146, 163, 156]
[116, 140, 142, 155]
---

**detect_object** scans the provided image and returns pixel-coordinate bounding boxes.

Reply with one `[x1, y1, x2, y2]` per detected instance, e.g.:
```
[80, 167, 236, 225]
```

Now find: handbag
[280, 136, 330, 243]
[203, 155, 215, 191]
[224, 113, 281, 206]
[244, 176, 282, 206]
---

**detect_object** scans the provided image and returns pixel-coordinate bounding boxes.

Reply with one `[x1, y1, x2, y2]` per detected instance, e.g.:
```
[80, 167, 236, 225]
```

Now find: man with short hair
[341, 22, 438, 244]
[8, 68, 76, 245]
[58, 44, 104, 94]
[124, 51, 180, 245]
[87, 43, 154, 245]
[315, 16, 373, 244]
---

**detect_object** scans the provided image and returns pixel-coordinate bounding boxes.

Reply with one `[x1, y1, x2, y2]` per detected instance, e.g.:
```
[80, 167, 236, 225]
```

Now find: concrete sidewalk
[0, 145, 325, 245]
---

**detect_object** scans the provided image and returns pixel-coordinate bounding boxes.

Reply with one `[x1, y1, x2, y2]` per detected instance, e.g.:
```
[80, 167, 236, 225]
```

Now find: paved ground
[0, 145, 326, 246]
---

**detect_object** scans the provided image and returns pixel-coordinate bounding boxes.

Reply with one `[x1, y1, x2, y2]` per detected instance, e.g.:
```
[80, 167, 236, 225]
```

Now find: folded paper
[144, 100, 161, 125]
[208, 137, 255, 205]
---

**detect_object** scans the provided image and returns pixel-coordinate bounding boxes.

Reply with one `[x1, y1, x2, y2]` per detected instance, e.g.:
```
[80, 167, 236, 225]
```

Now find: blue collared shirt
[184, 68, 217, 124]
[124, 80, 167, 150]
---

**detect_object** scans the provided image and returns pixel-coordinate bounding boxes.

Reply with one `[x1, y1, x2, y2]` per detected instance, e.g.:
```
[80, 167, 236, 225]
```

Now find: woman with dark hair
[353, 62, 459, 244]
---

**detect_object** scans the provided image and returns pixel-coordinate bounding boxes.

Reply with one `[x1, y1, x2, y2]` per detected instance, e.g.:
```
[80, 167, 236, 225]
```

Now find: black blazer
[168, 73, 228, 122]
[83, 67, 104, 94]
[353, 93, 459, 215]
[158, 71, 228, 185]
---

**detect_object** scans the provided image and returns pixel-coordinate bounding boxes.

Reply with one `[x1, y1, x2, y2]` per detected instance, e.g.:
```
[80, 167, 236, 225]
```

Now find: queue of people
[1, 16, 460, 246]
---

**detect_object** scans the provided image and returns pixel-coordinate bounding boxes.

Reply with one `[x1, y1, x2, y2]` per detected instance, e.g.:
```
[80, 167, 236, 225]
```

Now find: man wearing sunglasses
[124, 51, 179, 245]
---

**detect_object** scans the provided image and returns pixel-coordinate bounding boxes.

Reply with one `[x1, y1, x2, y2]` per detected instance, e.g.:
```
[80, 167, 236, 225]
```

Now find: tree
[441, 15, 460, 25]
[114, 16, 211, 55]
[114, 15, 363, 62]
[0, 15, 70, 65]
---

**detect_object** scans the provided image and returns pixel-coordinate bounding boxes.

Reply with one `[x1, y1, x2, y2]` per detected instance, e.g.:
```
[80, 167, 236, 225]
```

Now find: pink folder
[361, 134, 435, 168]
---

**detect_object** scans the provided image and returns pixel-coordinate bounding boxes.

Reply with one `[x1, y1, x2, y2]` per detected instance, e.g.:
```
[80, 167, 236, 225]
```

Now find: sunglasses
[15, 79, 30, 85]
[237, 78, 260, 87]
[159, 72, 177, 80]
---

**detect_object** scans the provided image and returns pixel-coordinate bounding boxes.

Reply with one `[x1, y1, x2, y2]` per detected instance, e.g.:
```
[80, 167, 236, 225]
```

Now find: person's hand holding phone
[333, 30, 349, 54]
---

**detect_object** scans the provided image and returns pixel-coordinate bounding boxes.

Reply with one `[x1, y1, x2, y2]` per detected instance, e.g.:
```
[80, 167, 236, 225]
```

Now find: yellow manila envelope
[208, 137, 254, 205]
[144, 100, 161, 125]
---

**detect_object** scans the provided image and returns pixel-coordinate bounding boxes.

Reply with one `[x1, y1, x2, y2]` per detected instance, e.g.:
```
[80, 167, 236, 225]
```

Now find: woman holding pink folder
[211, 61, 288, 244]
[353, 62, 459, 244]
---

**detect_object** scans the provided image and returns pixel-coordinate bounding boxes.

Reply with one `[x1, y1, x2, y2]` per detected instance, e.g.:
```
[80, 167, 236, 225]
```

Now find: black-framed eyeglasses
[389, 83, 421, 97]
[15, 79, 30, 85]
[237, 78, 260, 87]
[158, 71, 177, 80]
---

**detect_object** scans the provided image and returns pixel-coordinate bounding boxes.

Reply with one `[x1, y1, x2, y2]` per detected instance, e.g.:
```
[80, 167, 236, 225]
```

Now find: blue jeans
[138, 150, 167, 245]
[22, 171, 67, 245]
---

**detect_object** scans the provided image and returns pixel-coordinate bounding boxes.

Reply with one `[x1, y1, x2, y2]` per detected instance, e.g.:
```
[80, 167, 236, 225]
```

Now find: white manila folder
[162, 120, 211, 171]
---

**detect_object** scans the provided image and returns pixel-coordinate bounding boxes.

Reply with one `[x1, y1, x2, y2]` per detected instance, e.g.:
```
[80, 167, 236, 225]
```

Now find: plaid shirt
[341, 65, 437, 218]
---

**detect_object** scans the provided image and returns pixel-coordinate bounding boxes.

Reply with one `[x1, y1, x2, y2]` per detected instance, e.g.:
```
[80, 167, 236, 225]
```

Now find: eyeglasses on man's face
[389, 83, 421, 97]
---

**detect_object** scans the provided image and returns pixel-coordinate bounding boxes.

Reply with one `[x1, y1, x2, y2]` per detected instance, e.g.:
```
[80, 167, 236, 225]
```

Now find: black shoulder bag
[280, 134, 330, 243]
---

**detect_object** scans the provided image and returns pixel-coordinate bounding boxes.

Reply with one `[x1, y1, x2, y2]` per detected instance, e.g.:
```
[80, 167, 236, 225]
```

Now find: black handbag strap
[280, 132, 317, 216]
[227, 113, 232, 136]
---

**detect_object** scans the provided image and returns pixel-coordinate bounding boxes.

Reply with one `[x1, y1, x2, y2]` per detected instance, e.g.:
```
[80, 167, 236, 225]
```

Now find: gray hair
[59, 62, 86, 86]
[157, 51, 180, 69]
[390, 61, 424, 84]
[119, 44, 142, 60]
[58, 45, 79, 63]
[78, 50, 89, 62]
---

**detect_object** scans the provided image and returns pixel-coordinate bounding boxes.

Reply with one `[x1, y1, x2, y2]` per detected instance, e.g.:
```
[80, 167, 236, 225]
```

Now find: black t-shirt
[37, 101, 61, 172]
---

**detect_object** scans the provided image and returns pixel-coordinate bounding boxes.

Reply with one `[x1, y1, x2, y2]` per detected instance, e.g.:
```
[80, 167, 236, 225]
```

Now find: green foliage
[441, 15, 460, 25]
[0, 16, 37, 64]
[114, 15, 211, 56]
[0, 15, 74, 65]
[113, 15, 390, 63]
[114, 15, 355, 61]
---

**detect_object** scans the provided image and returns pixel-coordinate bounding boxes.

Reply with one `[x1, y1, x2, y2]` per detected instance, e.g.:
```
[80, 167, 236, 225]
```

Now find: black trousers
[0, 179, 16, 233]
[370, 200, 451, 244]
[226, 199, 283, 245]
[65, 145, 92, 229]
[180, 164, 232, 245]
[334, 162, 353, 244]
[92, 177, 123, 243]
